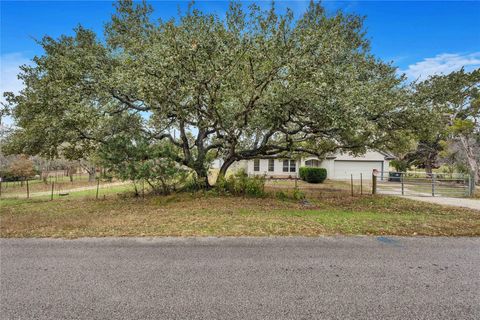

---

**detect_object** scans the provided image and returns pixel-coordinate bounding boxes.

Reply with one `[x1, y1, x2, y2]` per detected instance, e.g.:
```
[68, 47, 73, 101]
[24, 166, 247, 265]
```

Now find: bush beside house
[299, 167, 327, 183]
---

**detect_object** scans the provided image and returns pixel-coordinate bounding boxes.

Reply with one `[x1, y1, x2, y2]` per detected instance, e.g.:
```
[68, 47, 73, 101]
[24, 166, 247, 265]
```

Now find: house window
[253, 159, 260, 172]
[283, 160, 296, 172]
[305, 159, 321, 167]
[268, 159, 274, 172]
[289, 160, 296, 172]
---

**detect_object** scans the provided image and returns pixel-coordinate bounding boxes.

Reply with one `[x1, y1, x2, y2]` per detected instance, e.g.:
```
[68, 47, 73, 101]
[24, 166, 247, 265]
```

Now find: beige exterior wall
[246, 158, 301, 178]
[235, 151, 391, 180]
[212, 150, 392, 180]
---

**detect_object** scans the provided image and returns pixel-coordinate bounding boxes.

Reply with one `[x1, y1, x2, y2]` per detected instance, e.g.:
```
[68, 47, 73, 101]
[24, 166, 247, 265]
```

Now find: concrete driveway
[402, 196, 480, 211]
[1, 237, 479, 320]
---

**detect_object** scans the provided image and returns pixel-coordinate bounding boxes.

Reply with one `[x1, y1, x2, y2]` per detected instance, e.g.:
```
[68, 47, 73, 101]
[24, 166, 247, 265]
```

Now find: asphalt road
[1, 237, 479, 320]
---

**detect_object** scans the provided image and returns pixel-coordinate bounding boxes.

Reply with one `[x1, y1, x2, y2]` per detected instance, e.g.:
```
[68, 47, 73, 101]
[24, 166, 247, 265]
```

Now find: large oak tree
[3, 0, 414, 187]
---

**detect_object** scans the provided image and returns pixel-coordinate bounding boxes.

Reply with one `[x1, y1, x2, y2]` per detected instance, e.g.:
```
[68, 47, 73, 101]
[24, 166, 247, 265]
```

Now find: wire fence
[0, 175, 137, 201]
[264, 175, 372, 198]
[1, 171, 474, 201]
[374, 171, 472, 198]
[263, 171, 474, 199]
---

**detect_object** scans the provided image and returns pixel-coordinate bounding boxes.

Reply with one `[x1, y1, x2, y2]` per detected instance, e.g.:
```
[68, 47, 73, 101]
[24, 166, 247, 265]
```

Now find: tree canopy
[3, 0, 414, 187]
[413, 68, 480, 182]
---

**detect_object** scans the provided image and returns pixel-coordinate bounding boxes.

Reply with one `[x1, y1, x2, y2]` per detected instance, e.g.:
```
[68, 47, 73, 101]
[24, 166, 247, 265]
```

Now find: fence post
[350, 174, 354, 197]
[468, 173, 475, 197]
[466, 174, 470, 197]
[0, 180, 2, 197]
[432, 173, 436, 197]
[372, 174, 377, 195]
[401, 172, 404, 196]
[96, 177, 100, 200]
[26, 179, 29, 199]
[360, 173, 363, 195]
[472, 173, 476, 197]
[51, 182, 55, 201]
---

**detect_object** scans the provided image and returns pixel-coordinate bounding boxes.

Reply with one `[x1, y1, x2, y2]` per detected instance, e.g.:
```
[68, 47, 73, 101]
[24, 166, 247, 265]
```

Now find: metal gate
[373, 171, 473, 198]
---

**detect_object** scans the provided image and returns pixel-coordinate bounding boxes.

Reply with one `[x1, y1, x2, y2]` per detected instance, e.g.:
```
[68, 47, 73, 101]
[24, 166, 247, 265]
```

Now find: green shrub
[299, 167, 327, 183]
[183, 174, 207, 192]
[299, 167, 307, 180]
[292, 187, 306, 200]
[275, 190, 288, 201]
[215, 176, 230, 193]
[216, 169, 266, 197]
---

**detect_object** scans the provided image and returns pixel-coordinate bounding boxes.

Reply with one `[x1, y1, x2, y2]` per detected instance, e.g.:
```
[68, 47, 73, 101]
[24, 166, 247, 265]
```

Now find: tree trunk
[467, 158, 479, 185]
[424, 162, 433, 175]
[67, 167, 74, 182]
[216, 157, 236, 184]
[145, 179, 160, 195]
[459, 135, 478, 185]
[88, 168, 96, 182]
[133, 181, 139, 196]
[79, 162, 96, 182]
[194, 166, 211, 189]
[42, 170, 49, 184]
[425, 150, 439, 177]
[158, 176, 170, 195]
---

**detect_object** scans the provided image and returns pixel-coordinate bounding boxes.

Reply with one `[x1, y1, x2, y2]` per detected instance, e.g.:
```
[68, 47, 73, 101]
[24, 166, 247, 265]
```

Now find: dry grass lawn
[1, 183, 479, 238]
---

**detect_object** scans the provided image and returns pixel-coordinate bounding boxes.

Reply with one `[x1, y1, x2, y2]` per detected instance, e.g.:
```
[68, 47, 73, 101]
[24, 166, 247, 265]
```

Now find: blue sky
[1, 0, 480, 102]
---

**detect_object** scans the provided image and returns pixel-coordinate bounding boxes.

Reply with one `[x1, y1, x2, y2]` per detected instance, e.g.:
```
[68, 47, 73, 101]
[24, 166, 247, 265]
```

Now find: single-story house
[213, 150, 394, 180]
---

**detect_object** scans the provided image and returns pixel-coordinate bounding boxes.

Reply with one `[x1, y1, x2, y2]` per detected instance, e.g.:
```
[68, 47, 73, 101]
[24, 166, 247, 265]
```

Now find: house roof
[377, 150, 396, 160]
[324, 149, 395, 161]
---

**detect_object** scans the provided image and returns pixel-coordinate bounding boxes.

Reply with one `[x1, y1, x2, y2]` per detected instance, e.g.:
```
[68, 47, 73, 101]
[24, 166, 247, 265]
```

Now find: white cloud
[0, 52, 31, 98]
[403, 52, 480, 81]
[0, 52, 31, 126]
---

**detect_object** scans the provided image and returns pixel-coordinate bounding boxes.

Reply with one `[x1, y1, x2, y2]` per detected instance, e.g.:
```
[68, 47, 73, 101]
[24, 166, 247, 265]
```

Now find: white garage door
[333, 161, 384, 180]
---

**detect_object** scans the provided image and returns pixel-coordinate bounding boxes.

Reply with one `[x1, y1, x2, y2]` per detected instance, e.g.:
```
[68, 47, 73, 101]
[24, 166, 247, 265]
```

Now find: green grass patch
[1, 189, 478, 238]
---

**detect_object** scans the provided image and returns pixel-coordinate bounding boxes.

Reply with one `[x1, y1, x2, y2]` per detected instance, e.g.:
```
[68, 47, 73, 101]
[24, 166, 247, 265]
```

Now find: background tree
[8, 156, 36, 184]
[97, 133, 189, 194]
[406, 138, 445, 174]
[3, 0, 414, 189]
[415, 68, 480, 183]
[438, 139, 473, 175]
